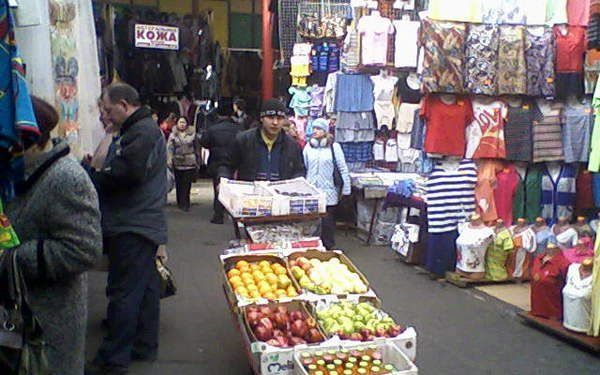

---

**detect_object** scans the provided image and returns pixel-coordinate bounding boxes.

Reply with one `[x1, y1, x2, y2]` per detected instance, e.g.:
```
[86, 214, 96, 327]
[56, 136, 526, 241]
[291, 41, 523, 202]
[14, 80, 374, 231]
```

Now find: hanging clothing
[324, 72, 340, 114]
[371, 75, 399, 129]
[513, 166, 543, 223]
[525, 27, 556, 98]
[494, 167, 520, 226]
[309, 86, 325, 118]
[552, 225, 579, 248]
[563, 263, 593, 333]
[481, 0, 527, 24]
[562, 99, 593, 163]
[534, 225, 553, 256]
[541, 164, 577, 223]
[420, 19, 467, 94]
[532, 100, 564, 163]
[455, 225, 494, 273]
[335, 112, 376, 143]
[554, 26, 587, 73]
[497, 26, 527, 95]
[475, 160, 503, 223]
[563, 244, 595, 265]
[485, 228, 515, 281]
[426, 230, 459, 277]
[590, 234, 600, 336]
[342, 24, 360, 71]
[393, 20, 420, 68]
[334, 74, 375, 112]
[575, 170, 595, 215]
[289, 87, 312, 117]
[396, 72, 423, 104]
[531, 252, 570, 320]
[426, 159, 478, 234]
[357, 13, 395, 66]
[505, 103, 534, 162]
[410, 108, 426, 150]
[465, 98, 507, 159]
[421, 96, 473, 157]
[584, 49, 600, 94]
[589, 75, 600, 172]
[508, 226, 537, 279]
[428, 0, 483, 23]
[464, 24, 499, 96]
[546, 0, 569, 24]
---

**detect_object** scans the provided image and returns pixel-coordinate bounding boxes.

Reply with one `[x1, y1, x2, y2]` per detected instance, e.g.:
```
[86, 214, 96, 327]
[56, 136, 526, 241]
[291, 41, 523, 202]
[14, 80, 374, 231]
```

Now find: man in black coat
[86, 83, 167, 375]
[218, 98, 305, 184]
[200, 116, 242, 224]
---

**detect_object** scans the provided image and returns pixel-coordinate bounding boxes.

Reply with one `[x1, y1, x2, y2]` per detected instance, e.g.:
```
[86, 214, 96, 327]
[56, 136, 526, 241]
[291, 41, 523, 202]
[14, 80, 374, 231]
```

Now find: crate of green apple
[314, 299, 406, 342]
[288, 250, 370, 295]
[243, 301, 327, 348]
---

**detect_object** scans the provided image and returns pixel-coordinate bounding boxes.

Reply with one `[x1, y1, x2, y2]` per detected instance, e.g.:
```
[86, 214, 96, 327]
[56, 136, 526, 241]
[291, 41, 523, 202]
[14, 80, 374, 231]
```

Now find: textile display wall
[282, 0, 600, 338]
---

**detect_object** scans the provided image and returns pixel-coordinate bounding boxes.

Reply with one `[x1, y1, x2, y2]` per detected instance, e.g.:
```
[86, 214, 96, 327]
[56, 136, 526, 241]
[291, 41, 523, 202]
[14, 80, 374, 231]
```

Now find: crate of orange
[221, 254, 302, 312]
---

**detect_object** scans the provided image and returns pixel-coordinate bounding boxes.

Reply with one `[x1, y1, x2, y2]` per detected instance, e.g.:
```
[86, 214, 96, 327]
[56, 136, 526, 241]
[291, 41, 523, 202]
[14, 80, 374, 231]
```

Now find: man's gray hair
[103, 82, 141, 106]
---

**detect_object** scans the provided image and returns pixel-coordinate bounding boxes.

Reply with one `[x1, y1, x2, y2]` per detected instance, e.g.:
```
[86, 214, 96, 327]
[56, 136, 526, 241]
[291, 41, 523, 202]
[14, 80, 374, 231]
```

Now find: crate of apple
[289, 256, 369, 295]
[316, 301, 405, 341]
[245, 305, 326, 348]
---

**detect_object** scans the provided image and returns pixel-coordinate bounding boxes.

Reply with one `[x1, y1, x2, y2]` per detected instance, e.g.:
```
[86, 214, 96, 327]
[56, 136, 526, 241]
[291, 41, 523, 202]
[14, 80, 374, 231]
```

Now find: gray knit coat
[5, 140, 102, 375]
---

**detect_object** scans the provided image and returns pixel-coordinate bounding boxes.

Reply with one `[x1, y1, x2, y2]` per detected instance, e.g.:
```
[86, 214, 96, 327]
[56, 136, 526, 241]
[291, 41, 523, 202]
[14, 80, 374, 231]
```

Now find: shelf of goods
[221, 248, 418, 375]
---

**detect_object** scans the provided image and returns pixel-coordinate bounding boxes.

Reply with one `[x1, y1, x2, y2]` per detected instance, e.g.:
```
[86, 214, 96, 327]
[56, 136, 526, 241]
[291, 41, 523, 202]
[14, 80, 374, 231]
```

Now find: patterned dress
[525, 27, 556, 97]
[465, 24, 499, 95]
[498, 25, 527, 95]
[420, 19, 467, 94]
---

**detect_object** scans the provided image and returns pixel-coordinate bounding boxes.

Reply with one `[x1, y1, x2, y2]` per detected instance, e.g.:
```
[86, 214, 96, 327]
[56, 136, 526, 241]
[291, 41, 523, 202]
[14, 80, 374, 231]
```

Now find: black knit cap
[260, 98, 287, 118]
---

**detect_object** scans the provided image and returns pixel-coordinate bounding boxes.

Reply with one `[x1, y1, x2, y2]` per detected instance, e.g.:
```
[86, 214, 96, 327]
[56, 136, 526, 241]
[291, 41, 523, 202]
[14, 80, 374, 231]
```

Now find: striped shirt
[532, 102, 564, 163]
[426, 159, 478, 233]
[541, 164, 577, 224]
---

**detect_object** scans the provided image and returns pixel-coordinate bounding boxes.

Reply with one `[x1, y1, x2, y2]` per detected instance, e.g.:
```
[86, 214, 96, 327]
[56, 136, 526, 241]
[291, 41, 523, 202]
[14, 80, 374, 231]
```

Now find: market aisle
[86, 182, 599, 374]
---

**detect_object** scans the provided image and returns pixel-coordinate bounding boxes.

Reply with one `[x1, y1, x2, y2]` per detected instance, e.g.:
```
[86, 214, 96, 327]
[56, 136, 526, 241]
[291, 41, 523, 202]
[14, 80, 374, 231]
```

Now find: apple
[375, 327, 387, 337]
[276, 306, 288, 315]
[289, 336, 307, 346]
[246, 306, 259, 314]
[266, 338, 280, 347]
[254, 325, 273, 341]
[306, 317, 317, 329]
[360, 328, 372, 338]
[291, 266, 306, 280]
[259, 317, 274, 331]
[289, 311, 304, 322]
[259, 306, 273, 317]
[350, 332, 363, 341]
[275, 336, 289, 347]
[291, 320, 308, 338]
[273, 312, 288, 330]
[306, 328, 323, 343]
[289, 260, 298, 267]
[272, 329, 284, 338]
[247, 311, 261, 327]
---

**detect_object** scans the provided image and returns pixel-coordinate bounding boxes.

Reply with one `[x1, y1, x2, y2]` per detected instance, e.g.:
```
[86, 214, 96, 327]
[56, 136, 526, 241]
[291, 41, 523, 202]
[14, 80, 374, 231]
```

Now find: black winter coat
[219, 127, 306, 181]
[199, 119, 241, 176]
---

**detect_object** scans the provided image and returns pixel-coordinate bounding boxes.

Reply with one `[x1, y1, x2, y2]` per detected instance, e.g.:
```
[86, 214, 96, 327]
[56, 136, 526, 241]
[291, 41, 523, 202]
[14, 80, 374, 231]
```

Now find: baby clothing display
[508, 223, 537, 279]
[551, 221, 579, 249]
[485, 225, 515, 281]
[289, 87, 312, 117]
[371, 72, 399, 129]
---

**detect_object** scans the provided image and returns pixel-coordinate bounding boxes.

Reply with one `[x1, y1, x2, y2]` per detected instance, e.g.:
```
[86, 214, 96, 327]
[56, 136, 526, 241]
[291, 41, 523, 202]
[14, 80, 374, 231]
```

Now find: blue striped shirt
[426, 159, 478, 233]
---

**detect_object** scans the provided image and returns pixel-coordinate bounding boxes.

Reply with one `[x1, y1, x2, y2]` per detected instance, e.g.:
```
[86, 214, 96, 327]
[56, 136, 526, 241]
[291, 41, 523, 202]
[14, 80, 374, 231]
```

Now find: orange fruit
[228, 275, 242, 285]
[235, 260, 249, 270]
[275, 289, 287, 297]
[274, 267, 287, 276]
[252, 271, 265, 281]
[230, 280, 244, 290]
[259, 284, 272, 295]
[246, 284, 258, 293]
[265, 273, 278, 284]
[259, 260, 271, 268]
[227, 269, 241, 278]
[235, 286, 248, 295]
[249, 290, 261, 299]
[263, 292, 277, 300]
[287, 289, 298, 298]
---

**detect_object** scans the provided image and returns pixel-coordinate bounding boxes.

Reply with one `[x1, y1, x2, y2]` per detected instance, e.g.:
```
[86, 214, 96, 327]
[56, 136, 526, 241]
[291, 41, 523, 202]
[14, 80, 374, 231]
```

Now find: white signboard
[135, 24, 179, 50]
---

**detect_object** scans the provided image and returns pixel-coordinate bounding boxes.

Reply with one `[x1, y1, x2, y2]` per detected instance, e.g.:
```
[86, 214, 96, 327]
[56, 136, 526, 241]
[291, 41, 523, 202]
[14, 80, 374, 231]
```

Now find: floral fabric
[525, 27, 556, 98]
[498, 25, 527, 95]
[465, 24, 499, 96]
[421, 19, 467, 94]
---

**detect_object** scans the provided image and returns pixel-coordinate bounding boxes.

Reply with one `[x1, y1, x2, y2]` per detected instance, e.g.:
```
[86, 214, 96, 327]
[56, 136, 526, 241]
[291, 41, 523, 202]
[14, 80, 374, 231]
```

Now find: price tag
[523, 104, 530, 110]
[546, 77, 554, 83]
[457, 100, 465, 106]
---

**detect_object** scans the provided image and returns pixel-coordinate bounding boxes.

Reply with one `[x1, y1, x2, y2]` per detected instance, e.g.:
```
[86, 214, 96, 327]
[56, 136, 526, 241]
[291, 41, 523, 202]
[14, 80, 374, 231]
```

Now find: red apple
[254, 325, 273, 341]
[305, 317, 317, 329]
[360, 329, 372, 338]
[246, 306, 259, 314]
[388, 324, 405, 337]
[273, 312, 289, 330]
[259, 306, 273, 317]
[289, 311, 304, 322]
[289, 336, 307, 346]
[273, 329, 284, 338]
[266, 338, 280, 347]
[375, 327, 387, 337]
[301, 263, 312, 272]
[306, 328, 323, 343]
[259, 317, 274, 331]
[291, 320, 308, 338]
[276, 336, 289, 347]
[350, 333, 363, 341]
[247, 311, 261, 327]
[289, 260, 298, 267]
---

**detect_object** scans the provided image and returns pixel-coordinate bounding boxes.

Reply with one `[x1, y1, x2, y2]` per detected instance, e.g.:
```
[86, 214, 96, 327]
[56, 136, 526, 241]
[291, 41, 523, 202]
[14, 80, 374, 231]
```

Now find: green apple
[291, 266, 305, 280]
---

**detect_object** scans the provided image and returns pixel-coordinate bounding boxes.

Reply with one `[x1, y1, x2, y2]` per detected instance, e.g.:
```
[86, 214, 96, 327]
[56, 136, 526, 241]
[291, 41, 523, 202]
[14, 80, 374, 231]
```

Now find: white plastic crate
[218, 178, 274, 217]
[259, 178, 327, 215]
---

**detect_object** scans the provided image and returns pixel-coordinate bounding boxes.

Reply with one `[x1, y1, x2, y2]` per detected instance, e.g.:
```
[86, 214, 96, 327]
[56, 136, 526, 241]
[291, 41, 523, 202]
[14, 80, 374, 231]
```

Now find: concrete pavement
[85, 181, 600, 374]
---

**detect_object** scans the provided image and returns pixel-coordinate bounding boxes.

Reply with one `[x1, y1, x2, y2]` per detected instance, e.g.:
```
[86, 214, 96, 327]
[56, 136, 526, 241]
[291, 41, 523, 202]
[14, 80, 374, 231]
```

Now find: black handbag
[0, 250, 49, 375]
[156, 258, 177, 299]
[330, 145, 343, 197]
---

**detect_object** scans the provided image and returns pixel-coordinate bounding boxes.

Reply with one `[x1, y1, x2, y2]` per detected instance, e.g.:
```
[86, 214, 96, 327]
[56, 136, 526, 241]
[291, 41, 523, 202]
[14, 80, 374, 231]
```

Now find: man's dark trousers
[213, 176, 225, 220]
[96, 233, 160, 367]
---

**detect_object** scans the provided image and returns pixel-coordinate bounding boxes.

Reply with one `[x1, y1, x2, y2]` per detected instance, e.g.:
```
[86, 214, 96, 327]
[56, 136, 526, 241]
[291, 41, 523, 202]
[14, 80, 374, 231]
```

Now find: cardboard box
[259, 178, 327, 215]
[240, 301, 333, 375]
[293, 341, 418, 375]
[221, 254, 302, 312]
[219, 178, 274, 217]
[287, 250, 373, 298]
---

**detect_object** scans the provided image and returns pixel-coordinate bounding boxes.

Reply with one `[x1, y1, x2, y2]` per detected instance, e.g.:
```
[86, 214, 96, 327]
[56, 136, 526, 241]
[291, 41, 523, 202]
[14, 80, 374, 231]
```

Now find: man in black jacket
[200, 116, 242, 224]
[219, 98, 305, 183]
[86, 83, 167, 375]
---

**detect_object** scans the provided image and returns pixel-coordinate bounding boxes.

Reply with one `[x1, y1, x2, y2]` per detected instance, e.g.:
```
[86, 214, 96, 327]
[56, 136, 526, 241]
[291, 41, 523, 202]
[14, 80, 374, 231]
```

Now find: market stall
[274, 0, 600, 350]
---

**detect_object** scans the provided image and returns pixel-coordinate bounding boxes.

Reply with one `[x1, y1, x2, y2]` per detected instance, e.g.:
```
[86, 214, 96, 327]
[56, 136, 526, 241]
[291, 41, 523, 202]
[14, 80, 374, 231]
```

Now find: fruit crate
[221, 254, 303, 312]
[293, 341, 418, 375]
[287, 250, 373, 298]
[240, 301, 334, 375]
[258, 178, 327, 215]
[219, 178, 275, 217]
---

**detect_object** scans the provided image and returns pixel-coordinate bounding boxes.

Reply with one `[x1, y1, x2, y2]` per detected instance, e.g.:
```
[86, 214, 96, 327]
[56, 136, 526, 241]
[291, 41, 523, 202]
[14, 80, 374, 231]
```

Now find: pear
[277, 275, 291, 289]
[298, 275, 312, 288]
[291, 266, 305, 280]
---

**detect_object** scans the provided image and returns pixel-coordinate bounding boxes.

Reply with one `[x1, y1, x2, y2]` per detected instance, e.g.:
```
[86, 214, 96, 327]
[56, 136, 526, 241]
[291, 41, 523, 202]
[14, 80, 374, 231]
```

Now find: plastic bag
[0, 200, 19, 250]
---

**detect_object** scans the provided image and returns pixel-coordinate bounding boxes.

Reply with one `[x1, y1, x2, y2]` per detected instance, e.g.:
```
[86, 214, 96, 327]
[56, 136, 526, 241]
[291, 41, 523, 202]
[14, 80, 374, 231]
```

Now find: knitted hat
[260, 99, 287, 118]
[311, 118, 329, 132]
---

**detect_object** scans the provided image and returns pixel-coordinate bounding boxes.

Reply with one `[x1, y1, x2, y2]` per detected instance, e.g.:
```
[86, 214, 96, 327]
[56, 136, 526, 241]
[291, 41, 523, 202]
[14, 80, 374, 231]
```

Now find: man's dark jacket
[199, 119, 241, 176]
[219, 127, 305, 181]
[90, 107, 168, 245]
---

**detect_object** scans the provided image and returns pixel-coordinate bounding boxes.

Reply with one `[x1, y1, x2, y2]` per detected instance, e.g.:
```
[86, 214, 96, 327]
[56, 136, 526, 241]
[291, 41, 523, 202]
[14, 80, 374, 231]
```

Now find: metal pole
[261, 0, 273, 100]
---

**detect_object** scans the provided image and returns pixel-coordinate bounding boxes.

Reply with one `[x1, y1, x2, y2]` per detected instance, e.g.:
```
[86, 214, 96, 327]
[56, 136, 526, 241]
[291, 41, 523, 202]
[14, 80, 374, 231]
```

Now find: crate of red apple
[288, 250, 371, 296]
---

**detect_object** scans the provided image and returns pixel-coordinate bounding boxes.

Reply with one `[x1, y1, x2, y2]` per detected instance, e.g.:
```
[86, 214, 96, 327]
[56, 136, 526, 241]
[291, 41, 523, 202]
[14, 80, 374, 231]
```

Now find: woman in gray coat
[5, 97, 102, 375]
